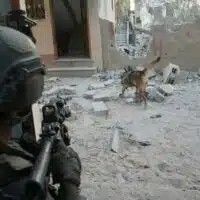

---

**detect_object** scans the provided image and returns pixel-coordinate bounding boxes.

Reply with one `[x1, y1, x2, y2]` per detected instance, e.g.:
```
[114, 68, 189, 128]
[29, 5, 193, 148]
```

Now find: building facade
[1, 0, 117, 74]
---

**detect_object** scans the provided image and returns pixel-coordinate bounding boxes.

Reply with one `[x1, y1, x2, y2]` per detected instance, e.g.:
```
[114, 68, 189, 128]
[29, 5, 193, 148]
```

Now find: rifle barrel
[25, 137, 53, 199]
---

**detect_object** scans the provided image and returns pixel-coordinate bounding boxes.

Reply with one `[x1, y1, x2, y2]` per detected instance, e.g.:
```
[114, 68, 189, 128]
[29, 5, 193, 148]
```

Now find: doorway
[50, 0, 90, 58]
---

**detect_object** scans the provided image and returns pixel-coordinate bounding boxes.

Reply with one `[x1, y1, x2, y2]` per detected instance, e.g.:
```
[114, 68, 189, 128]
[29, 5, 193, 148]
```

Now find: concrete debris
[103, 79, 115, 86]
[150, 114, 162, 119]
[125, 98, 134, 104]
[146, 86, 165, 102]
[88, 83, 105, 90]
[93, 71, 121, 81]
[163, 63, 180, 84]
[158, 84, 174, 96]
[83, 90, 96, 99]
[65, 113, 78, 121]
[46, 77, 61, 82]
[92, 101, 108, 116]
[70, 102, 83, 112]
[93, 92, 111, 101]
[111, 128, 120, 153]
[43, 85, 76, 96]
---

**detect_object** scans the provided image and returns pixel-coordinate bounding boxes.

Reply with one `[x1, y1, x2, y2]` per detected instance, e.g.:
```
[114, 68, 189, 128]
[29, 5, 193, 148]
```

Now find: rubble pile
[41, 65, 200, 200]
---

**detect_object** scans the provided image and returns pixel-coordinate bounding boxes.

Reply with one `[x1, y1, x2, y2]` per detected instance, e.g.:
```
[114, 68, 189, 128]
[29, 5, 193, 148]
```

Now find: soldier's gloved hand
[51, 140, 81, 187]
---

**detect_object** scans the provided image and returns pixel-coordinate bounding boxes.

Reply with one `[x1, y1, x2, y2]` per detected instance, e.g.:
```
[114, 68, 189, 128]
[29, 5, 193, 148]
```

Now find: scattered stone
[88, 83, 105, 90]
[43, 85, 76, 96]
[111, 128, 120, 153]
[126, 136, 151, 147]
[92, 101, 108, 116]
[163, 63, 180, 84]
[65, 113, 78, 121]
[70, 102, 83, 112]
[158, 84, 174, 96]
[146, 86, 165, 102]
[137, 141, 151, 147]
[47, 77, 60, 82]
[125, 98, 134, 104]
[93, 93, 111, 101]
[83, 90, 96, 99]
[103, 79, 114, 86]
[150, 114, 162, 119]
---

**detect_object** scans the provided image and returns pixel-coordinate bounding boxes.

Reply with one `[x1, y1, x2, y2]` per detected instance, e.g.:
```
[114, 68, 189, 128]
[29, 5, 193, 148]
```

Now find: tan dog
[119, 57, 161, 107]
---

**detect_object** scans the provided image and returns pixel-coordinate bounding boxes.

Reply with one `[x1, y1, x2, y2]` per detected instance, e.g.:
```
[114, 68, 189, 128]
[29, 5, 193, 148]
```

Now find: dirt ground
[44, 74, 200, 200]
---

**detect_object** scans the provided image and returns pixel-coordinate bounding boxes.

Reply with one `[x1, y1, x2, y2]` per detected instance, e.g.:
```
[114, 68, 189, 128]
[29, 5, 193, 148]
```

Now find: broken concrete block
[111, 128, 120, 153]
[125, 98, 134, 104]
[92, 101, 108, 116]
[147, 86, 165, 102]
[150, 114, 162, 119]
[83, 90, 96, 99]
[43, 85, 76, 96]
[158, 84, 174, 96]
[93, 93, 111, 101]
[163, 63, 180, 84]
[103, 79, 114, 86]
[88, 83, 105, 90]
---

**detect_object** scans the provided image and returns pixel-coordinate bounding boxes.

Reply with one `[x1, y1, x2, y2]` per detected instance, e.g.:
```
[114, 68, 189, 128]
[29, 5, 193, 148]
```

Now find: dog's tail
[148, 56, 161, 65]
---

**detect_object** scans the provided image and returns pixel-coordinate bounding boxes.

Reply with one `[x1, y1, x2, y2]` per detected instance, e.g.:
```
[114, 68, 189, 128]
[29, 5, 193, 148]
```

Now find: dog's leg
[135, 88, 141, 103]
[119, 85, 128, 97]
[142, 91, 148, 109]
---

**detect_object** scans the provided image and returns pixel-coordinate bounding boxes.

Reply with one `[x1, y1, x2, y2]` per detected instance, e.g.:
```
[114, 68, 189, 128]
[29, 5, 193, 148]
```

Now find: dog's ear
[141, 68, 148, 75]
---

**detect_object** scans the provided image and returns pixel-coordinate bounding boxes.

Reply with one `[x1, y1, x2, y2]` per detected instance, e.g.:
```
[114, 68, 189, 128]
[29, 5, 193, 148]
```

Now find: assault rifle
[25, 98, 71, 200]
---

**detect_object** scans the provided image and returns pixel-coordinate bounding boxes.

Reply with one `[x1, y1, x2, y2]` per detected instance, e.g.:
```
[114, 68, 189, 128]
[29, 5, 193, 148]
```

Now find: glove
[51, 140, 81, 187]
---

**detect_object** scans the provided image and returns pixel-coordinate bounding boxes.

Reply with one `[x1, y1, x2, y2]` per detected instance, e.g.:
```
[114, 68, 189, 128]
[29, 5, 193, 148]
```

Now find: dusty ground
[44, 74, 200, 200]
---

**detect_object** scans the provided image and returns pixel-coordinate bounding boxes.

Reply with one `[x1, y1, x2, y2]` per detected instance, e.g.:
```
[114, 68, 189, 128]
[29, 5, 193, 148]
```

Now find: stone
[47, 77, 60, 82]
[111, 128, 120, 153]
[88, 83, 105, 90]
[125, 98, 134, 104]
[93, 93, 111, 101]
[150, 114, 162, 119]
[158, 84, 174, 96]
[83, 90, 96, 99]
[92, 101, 108, 116]
[103, 79, 114, 86]
[147, 86, 165, 102]
[163, 63, 180, 84]
[43, 85, 76, 96]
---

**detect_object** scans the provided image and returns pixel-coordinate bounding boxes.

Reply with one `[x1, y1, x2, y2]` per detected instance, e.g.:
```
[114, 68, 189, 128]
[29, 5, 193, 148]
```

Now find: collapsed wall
[138, 0, 200, 71]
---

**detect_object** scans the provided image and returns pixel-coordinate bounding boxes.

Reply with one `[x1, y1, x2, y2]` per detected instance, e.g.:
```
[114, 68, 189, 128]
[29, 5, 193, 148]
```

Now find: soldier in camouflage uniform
[0, 25, 84, 200]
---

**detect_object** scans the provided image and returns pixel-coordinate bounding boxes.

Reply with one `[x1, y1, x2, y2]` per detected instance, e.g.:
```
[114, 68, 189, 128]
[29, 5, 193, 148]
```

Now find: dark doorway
[51, 0, 90, 58]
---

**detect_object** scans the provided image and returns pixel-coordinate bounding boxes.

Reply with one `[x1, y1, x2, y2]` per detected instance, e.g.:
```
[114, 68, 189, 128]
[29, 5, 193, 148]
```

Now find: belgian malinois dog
[119, 57, 161, 107]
